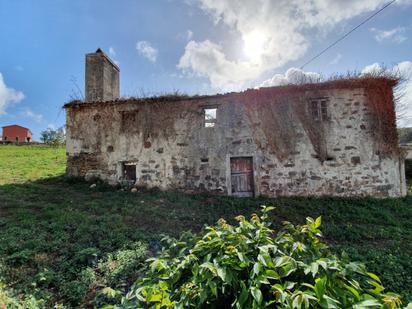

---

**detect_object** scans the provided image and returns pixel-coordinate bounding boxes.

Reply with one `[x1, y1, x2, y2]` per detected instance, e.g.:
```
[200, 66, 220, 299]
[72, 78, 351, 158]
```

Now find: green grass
[0, 145, 65, 185]
[0, 145, 411, 307]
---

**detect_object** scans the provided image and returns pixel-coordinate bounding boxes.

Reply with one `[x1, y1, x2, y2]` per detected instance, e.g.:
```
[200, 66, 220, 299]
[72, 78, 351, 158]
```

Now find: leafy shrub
[122, 206, 406, 308]
[92, 242, 148, 308]
[6, 249, 33, 266]
[98, 241, 148, 287]
[74, 247, 100, 267]
[80, 267, 97, 287]
[0, 283, 43, 309]
[60, 280, 88, 307]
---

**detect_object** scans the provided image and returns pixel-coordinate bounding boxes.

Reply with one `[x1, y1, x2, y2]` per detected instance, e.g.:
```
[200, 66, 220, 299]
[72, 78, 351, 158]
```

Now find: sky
[1, 0, 412, 140]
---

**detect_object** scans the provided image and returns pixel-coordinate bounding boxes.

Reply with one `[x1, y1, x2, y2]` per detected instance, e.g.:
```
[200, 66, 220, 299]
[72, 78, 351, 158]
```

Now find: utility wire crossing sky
[1, 0, 412, 139]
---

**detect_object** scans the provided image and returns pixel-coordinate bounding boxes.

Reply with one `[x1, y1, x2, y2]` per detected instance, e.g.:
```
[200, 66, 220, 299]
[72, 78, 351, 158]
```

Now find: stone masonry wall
[85, 50, 119, 102]
[65, 86, 406, 197]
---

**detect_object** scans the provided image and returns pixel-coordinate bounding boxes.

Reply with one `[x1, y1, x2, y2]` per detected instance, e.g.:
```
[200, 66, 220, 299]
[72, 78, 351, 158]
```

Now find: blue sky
[1, 0, 412, 140]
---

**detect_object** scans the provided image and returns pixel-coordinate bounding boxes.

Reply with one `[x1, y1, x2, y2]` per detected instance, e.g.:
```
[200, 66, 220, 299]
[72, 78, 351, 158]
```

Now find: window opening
[204, 108, 217, 127]
[309, 99, 328, 121]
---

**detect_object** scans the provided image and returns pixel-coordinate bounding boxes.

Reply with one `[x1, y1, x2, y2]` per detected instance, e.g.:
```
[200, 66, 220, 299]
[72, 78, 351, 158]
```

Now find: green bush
[91, 242, 148, 308]
[74, 247, 101, 267]
[98, 241, 148, 287]
[0, 283, 43, 309]
[122, 206, 406, 309]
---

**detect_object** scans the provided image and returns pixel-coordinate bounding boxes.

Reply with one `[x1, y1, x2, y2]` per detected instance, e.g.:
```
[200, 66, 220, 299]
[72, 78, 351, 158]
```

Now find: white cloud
[395, 62, 412, 127]
[360, 61, 412, 77]
[180, 0, 411, 90]
[178, 40, 261, 90]
[361, 61, 412, 127]
[108, 46, 116, 57]
[330, 53, 343, 65]
[260, 62, 412, 127]
[370, 27, 407, 43]
[20, 108, 43, 123]
[0, 73, 25, 115]
[187, 30, 193, 40]
[392, 62, 412, 127]
[108, 47, 120, 66]
[259, 67, 322, 88]
[361, 63, 384, 75]
[136, 41, 158, 63]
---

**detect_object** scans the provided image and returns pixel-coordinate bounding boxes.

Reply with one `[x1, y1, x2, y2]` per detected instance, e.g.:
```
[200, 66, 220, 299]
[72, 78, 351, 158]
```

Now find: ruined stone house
[64, 49, 407, 197]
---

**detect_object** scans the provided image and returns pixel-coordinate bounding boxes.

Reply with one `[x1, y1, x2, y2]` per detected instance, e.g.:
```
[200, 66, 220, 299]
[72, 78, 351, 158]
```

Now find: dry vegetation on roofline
[65, 72, 404, 163]
[64, 90, 203, 107]
[242, 72, 403, 162]
[66, 90, 209, 147]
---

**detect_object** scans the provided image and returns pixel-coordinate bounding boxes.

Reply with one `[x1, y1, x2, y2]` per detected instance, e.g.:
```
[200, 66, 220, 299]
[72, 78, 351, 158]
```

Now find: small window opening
[204, 108, 217, 127]
[320, 100, 328, 119]
[123, 163, 137, 181]
[121, 111, 138, 132]
[201, 158, 209, 163]
[15, 137, 18, 142]
[310, 101, 320, 120]
[4, 136, 7, 140]
[309, 99, 328, 121]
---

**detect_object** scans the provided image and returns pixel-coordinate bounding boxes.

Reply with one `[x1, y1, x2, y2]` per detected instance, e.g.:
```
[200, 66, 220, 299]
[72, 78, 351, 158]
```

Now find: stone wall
[85, 49, 119, 102]
[65, 83, 406, 197]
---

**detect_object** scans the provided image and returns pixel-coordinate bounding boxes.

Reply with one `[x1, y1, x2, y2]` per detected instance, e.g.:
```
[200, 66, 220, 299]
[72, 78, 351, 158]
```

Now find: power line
[300, 0, 397, 69]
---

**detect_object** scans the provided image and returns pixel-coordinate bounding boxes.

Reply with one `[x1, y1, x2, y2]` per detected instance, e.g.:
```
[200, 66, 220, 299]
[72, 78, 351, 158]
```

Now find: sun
[243, 30, 266, 62]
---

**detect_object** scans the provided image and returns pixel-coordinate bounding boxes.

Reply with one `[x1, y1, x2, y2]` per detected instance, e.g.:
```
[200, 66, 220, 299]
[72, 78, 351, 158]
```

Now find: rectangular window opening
[204, 108, 217, 128]
[320, 100, 328, 120]
[120, 110, 138, 132]
[309, 98, 328, 121]
[310, 101, 320, 120]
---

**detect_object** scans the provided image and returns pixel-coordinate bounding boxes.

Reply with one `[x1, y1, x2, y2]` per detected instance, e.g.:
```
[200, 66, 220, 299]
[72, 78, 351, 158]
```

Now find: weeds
[0, 145, 411, 307]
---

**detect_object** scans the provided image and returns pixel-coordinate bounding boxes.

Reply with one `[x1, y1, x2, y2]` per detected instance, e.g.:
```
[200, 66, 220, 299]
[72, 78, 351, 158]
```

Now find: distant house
[1, 125, 32, 143]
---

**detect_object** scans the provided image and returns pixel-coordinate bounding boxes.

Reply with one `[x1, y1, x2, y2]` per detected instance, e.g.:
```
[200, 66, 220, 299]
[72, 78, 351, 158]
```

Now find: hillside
[398, 127, 412, 145]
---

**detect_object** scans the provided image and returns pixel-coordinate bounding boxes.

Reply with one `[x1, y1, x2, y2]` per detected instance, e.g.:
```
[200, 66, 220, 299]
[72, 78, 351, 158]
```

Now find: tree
[40, 127, 66, 146]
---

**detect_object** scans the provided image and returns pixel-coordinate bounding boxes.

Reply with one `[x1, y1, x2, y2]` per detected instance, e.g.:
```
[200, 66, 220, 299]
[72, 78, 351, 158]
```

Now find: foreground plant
[121, 206, 406, 309]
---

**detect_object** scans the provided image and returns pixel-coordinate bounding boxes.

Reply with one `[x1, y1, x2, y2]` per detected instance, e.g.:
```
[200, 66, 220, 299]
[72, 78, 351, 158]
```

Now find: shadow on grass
[0, 176, 411, 305]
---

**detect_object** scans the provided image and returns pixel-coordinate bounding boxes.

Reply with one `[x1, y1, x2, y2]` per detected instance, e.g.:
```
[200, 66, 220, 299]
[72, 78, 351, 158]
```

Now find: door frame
[119, 160, 138, 183]
[226, 155, 258, 197]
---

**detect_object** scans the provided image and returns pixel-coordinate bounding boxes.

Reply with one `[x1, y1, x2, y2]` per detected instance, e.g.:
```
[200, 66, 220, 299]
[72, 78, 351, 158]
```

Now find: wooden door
[230, 157, 254, 197]
[124, 164, 136, 181]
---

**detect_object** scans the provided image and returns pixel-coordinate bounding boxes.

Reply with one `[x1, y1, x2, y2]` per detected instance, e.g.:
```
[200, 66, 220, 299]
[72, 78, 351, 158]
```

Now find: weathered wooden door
[124, 163, 136, 181]
[230, 157, 254, 197]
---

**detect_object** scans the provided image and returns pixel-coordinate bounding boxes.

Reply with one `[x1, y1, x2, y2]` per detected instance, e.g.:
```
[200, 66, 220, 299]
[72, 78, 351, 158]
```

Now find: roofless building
[64, 49, 406, 197]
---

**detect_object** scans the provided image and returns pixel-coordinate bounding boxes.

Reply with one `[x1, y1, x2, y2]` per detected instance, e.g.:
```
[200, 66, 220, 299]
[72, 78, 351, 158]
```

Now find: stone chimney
[85, 48, 120, 102]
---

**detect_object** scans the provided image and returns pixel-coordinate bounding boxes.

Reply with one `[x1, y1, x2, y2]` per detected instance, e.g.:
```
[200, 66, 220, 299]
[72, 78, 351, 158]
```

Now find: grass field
[0, 145, 66, 185]
[0, 145, 411, 307]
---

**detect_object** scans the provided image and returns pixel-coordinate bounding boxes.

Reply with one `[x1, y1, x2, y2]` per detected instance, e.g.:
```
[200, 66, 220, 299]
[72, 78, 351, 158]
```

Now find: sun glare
[243, 31, 266, 62]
